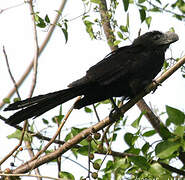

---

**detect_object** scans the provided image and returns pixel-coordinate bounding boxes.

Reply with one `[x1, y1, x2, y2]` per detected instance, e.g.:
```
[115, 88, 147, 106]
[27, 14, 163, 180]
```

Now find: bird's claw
[152, 80, 162, 93]
[109, 106, 122, 121]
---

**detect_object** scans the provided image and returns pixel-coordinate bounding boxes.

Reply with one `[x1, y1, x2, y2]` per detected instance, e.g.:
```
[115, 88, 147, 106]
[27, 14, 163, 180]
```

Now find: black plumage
[4, 31, 179, 125]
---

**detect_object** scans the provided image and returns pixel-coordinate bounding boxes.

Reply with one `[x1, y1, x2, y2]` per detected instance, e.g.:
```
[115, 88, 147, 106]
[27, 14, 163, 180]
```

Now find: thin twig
[56, 108, 62, 177]
[93, 104, 101, 122]
[62, 155, 89, 171]
[88, 140, 91, 179]
[28, 0, 39, 97]
[3, 46, 21, 99]
[0, 2, 25, 14]
[146, 0, 185, 19]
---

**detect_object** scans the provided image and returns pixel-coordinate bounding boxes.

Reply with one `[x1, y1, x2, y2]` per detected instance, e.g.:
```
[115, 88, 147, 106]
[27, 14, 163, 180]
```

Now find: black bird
[5, 31, 179, 125]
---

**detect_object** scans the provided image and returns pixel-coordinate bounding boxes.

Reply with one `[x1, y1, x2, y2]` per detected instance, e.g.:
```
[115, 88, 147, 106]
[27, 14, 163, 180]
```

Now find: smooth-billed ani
[4, 31, 179, 125]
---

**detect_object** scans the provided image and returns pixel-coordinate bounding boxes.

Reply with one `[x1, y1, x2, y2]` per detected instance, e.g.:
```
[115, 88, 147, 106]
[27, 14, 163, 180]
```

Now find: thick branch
[99, 0, 117, 51]
[136, 99, 172, 139]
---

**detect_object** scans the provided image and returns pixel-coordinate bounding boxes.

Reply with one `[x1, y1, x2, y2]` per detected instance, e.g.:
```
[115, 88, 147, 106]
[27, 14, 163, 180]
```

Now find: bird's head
[132, 31, 179, 50]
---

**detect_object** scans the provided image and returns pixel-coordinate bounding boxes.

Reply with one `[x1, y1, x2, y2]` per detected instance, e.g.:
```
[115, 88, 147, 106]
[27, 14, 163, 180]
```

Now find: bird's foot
[152, 80, 161, 93]
[109, 106, 122, 122]
[120, 96, 127, 105]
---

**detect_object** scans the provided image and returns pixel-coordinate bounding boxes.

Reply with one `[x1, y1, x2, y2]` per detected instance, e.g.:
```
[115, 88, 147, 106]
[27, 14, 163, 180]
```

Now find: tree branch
[99, 0, 118, 51]
[28, 0, 39, 98]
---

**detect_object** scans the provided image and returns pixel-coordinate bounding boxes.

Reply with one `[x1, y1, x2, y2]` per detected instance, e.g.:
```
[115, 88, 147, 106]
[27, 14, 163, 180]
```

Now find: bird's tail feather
[5, 87, 83, 126]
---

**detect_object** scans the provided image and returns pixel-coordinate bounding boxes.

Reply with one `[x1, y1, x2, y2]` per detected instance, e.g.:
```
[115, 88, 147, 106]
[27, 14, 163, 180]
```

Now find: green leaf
[65, 127, 86, 143]
[138, 0, 146, 3]
[155, 140, 181, 159]
[59, 105, 63, 115]
[114, 158, 130, 170]
[45, 14, 50, 23]
[179, 3, 185, 13]
[166, 105, 185, 125]
[72, 127, 85, 135]
[155, 0, 161, 4]
[64, 20, 68, 30]
[146, 16, 152, 28]
[42, 118, 49, 124]
[149, 163, 166, 177]
[159, 125, 173, 139]
[114, 40, 121, 46]
[174, 126, 185, 137]
[104, 160, 114, 172]
[117, 31, 123, 39]
[142, 142, 150, 155]
[163, 3, 169, 9]
[124, 132, 133, 146]
[59, 171, 75, 180]
[149, 7, 161, 12]
[128, 156, 150, 170]
[112, 133, 117, 141]
[139, 9, 146, 22]
[7, 129, 31, 141]
[3, 98, 10, 103]
[84, 107, 92, 113]
[94, 158, 102, 166]
[52, 114, 64, 124]
[127, 13, 130, 27]
[169, 27, 175, 33]
[131, 111, 145, 128]
[120, 25, 128, 32]
[61, 28, 68, 43]
[102, 173, 111, 179]
[100, 99, 111, 104]
[122, 116, 128, 126]
[143, 130, 156, 137]
[34, 14, 46, 28]
[173, 14, 183, 20]
[125, 147, 140, 155]
[84, 20, 95, 39]
[77, 146, 89, 156]
[65, 132, 73, 141]
[123, 0, 129, 12]
[13, 97, 21, 102]
[80, 138, 89, 146]
[163, 60, 169, 70]
[90, 0, 101, 4]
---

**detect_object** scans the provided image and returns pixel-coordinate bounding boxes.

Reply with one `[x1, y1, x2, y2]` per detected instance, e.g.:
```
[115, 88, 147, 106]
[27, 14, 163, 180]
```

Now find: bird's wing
[86, 45, 142, 85]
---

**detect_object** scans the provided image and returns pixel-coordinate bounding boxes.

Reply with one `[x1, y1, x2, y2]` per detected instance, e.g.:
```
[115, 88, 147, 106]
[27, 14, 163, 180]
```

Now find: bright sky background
[0, 0, 185, 179]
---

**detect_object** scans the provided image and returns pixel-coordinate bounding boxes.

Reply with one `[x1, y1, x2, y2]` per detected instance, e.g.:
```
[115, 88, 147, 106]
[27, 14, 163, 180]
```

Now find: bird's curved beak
[164, 31, 179, 44]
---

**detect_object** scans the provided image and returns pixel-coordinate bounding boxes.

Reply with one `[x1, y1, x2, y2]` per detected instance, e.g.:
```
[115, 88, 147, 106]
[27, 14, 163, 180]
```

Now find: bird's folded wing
[86, 46, 140, 85]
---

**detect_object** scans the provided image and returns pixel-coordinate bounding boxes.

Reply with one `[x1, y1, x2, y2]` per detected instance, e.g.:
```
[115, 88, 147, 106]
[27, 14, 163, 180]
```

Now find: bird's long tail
[4, 87, 84, 126]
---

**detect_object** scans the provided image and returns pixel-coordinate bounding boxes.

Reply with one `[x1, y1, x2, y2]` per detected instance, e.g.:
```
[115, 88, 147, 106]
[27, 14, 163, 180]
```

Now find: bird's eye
[153, 34, 161, 40]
